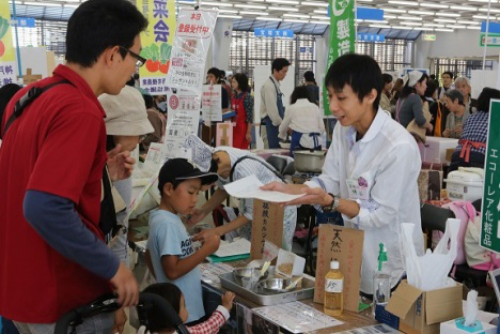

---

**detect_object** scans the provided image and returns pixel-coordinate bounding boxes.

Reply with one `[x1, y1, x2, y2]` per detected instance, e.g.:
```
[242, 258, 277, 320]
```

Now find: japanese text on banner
[202, 84, 222, 122]
[322, 0, 355, 115]
[481, 100, 500, 253]
[0, 0, 17, 87]
[137, 0, 176, 95]
[165, 9, 218, 93]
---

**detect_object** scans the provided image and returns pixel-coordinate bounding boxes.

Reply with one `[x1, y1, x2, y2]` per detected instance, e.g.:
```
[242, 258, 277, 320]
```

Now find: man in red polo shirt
[0, 0, 148, 332]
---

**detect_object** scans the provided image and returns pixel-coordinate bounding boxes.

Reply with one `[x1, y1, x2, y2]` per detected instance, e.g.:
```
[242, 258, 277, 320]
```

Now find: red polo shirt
[0, 65, 111, 322]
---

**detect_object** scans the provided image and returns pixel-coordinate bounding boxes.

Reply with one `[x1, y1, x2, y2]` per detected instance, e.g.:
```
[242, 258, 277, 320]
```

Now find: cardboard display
[216, 121, 233, 147]
[250, 200, 284, 260]
[386, 280, 463, 334]
[314, 225, 364, 313]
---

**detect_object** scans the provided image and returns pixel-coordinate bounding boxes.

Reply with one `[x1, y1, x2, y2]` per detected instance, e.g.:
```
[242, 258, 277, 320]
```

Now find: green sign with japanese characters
[481, 100, 500, 253]
[322, 0, 356, 115]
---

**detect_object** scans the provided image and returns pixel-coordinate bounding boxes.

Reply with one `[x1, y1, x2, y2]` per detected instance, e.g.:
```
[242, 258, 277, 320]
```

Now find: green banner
[322, 0, 356, 115]
[481, 100, 500, 253]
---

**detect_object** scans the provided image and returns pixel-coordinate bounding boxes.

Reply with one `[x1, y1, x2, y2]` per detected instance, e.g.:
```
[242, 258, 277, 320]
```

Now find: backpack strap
[1, 80, 71, 139]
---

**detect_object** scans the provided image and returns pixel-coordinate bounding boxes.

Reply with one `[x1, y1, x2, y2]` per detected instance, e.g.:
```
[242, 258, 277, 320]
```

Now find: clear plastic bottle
[373, 243, 391, 316]
[324, 260, 344, 317]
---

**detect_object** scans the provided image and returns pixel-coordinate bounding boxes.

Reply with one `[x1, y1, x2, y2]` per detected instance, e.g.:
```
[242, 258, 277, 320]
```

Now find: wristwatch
[322, 193, 340, 213]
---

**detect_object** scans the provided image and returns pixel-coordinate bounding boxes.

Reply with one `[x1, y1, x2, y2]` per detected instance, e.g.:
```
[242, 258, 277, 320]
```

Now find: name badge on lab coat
[346, 177, 370, 200]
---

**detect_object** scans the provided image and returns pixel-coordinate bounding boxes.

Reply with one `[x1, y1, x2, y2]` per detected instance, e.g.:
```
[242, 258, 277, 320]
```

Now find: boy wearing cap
[146, 158, 220, 323]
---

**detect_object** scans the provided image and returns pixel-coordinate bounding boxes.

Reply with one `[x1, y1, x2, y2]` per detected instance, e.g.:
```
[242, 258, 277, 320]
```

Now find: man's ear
[364, 88, 378, 105]
[101, 46, 121, 67]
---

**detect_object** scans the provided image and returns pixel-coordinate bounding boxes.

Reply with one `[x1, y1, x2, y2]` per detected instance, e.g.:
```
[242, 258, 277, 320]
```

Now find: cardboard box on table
[385, 280, 463, 334]
[250, 200, 284, 260]
[314, 225, 364, 313]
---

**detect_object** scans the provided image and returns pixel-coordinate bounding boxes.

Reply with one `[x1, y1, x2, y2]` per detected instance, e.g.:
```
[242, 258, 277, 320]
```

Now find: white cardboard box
[423, 137, 458, 164]
[440, 317, 497, 334]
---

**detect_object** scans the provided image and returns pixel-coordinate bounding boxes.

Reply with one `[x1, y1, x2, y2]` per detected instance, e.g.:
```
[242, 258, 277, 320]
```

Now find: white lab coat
[306, 109, 424, 294]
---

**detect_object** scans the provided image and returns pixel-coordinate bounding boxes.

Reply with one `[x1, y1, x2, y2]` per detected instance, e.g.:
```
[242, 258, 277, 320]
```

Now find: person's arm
[189, 188, 229, 225]
[279, 104, 293, 139]
[264, 81, 282, 126]
[215, 215, 251, 236]
[245, 95, 254, 142]
[410, 95, 427, 127]
[144, 250, 156, 279]
[188, 306, 230, 334]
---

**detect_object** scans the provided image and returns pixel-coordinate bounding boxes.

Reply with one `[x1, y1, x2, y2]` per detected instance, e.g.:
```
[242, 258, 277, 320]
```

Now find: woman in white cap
[396, 71, 433, 134]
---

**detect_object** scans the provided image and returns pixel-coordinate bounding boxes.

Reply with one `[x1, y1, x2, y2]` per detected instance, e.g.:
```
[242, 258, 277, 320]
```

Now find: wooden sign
[216, 121, 233, 147]
[314, 225, 364, 313]
[250, 199, 284, 260]
[19, 68, 42, 85]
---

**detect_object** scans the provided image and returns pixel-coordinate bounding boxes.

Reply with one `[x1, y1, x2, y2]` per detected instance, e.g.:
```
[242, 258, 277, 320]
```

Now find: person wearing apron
[231, 73, 253, 150]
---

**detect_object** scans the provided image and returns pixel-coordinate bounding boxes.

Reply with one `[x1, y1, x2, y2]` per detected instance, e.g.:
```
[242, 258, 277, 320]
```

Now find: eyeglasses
[120, 46, 146, 68]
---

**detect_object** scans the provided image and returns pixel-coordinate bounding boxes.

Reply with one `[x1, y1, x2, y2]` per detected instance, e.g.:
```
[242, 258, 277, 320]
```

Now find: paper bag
[250, 200, 284, 260]
[314, 225, 364, 312]
[418, 169, 443, 203]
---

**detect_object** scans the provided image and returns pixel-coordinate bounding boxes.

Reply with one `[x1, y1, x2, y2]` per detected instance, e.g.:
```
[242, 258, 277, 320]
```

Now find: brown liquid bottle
[324, 260, 343, 317]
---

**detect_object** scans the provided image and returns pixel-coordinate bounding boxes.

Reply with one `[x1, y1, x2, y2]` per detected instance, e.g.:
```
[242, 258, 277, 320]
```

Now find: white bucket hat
[99, 85, 154, 136]
[403, 70, 425, 88]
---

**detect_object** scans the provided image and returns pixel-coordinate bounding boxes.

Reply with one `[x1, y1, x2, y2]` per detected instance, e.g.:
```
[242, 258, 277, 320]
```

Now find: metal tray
[219, 272, 315, 306]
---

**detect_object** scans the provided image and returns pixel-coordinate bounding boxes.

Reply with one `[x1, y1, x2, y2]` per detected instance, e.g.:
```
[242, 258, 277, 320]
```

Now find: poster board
[216, 121, 233, 147]
[250, 200, 284, 260]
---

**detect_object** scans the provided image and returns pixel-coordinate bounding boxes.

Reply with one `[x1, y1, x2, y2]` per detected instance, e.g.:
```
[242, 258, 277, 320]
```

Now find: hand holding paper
[224, 175, 305, 203]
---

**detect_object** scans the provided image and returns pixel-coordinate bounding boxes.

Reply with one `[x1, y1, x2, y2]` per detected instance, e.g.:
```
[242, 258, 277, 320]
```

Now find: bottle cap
[330, 260, 339, 270]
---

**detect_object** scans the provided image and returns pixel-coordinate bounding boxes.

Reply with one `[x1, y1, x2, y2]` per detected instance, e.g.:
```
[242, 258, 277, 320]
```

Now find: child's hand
[222, 291, 236, 311]
[202, 233, 220, 253]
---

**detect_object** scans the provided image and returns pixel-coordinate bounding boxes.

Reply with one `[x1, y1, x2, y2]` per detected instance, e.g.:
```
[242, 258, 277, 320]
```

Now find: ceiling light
[365, 19, 388, 23]
[388, 0, 418, 6]
[283, 13, 309, 18]
[420, 3, 449, 8]
[310, 20, 330, 24]
[458, 20, 480, 24]
[269, 6, 299, 11]
[178, 1, 195, 4]
[467, 25, 481, 29]
[450, 5, 477, 11]
[439, 13, 461, 17]
[355, 19, 364, 22]
[358, 0, 374, 2]
[256, 17, 282, 21]
[479, 8, 500, 13]
[219, 9, 238, 13]
[302, 1, 329, 7]
[400, 21, 423, 25]
[24, 1, 62, 6]
[414, 27, 433, 30]
[64, 4, 80, 8]
[45, 0, 80, 2]
[218, 14, 242, 18]
[235, 4, 266, 9]
[266, 0, 300, 4]
[469, 0, 498, 3]
[239, 10, 268, 15]
[392, 26, 410, 29]
[369, 24, 391, 28]
[384, 14, 397, 18]
[284, 18, 308, 23]
[434, 18, 456, 22]
[201, 1, 233, 7]
[398, 15, 423, 20]
[424, 23, 444, 27]
[311, 15, 329, 20]
[384, 8, 407, 13]
[408, 10, 435, 15]
[447, 25, 466, 28]
[473, 15, 491, 19]
[435, 28, 454, 32]
[313, 9, 326, 14]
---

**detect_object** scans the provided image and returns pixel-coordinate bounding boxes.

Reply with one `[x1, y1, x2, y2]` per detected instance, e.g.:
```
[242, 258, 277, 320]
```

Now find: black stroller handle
[54, 292, 189, 334]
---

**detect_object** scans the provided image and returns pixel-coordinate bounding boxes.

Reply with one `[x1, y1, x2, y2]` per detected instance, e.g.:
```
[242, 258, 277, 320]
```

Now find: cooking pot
[294, 150, 326, 173]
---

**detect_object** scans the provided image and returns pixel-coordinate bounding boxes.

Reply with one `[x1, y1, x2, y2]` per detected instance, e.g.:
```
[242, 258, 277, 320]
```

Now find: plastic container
[444, 167, 484, 202]
[324, 260, 344, 316]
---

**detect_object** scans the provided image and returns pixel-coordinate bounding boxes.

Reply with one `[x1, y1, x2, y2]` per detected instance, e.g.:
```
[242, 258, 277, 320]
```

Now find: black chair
[420, 203, 455, 249]
[266, 155, 287, 175]
[283, 161, 295, 177]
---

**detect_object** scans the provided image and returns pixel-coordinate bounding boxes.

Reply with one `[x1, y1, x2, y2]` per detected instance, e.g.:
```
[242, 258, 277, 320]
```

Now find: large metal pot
[294, 150, 326, 173]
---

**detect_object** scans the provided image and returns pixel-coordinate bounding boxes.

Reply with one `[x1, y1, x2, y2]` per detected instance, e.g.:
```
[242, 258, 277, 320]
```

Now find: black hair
[143, 94, 155, 109]
[272, 58, 291, 73]
[477, 87, 500, 113]
[325, 53, 382, 111]
[382, 73, 393, 85]
[429, 74, 436, 81]
[106, 135, 116, 152]
[424, 79, 438, 98]
[207, 67, 222, 83]
[291, 86, 312, 104]
[65, 0, 148, 68]
[303, 71, 316, 85]
[401, 73, 428, 99]
[232, 73, 249, 92]
[442, 71, 454, 79]
[0, 83, 22, 125]
[209, 158, 218, 174]
[220, 70, 226, 78]
[142, 283, 182, 332]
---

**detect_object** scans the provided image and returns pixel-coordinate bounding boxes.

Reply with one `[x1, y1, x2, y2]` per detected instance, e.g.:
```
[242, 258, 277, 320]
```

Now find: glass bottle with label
[324, 260, 343, 316]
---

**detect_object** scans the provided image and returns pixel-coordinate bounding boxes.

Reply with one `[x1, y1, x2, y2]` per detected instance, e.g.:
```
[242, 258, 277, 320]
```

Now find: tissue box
[440, 317, 496, 334]
[386, 280, 463, 334]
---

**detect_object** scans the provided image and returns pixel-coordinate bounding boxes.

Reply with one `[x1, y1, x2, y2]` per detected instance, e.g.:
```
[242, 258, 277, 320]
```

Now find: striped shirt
[455, 110, 489, 155]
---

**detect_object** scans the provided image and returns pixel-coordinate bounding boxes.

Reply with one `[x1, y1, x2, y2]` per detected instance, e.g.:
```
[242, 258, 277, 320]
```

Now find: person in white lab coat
[263, 53, 424, 295]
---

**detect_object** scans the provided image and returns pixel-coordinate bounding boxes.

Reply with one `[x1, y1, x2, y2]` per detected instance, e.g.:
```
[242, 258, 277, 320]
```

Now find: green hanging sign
[323, 0, 356, 115]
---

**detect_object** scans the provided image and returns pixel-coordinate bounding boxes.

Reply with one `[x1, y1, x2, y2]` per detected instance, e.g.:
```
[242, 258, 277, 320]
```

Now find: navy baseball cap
[158, 158, 219, 193]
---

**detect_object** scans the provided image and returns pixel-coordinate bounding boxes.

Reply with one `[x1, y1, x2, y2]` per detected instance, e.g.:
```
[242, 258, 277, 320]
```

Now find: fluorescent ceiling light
[414, 27, 433, 30]
[284, 18, 308, 23]
[408, 10, 435, 15]
[384, 14, 397, 18]
[388, 0, 418, 6]
[391, 26, 410, 29]
[313, 9, 326, 14]
[365, 19, 388, 23]
[369, 24, 391, 28]
[239, 10, 268, 15]
[302, 1, 329, 7]
[266, 0, 300, 4]
[450, 5, 477, 11]
[447, 25, 466, 28]
[458, 20, 480, 24]
[424, 23, 445, 27]
[358, 0, 374, 2]
[467, 26, 481, 29]
[439, 13, 461, 17]
[24, 1, 62, 6]
[355, 19, 364, 22]
[398, 16, 423, 20]
[64, 4, 80, 8]
[384, 8, 406, 13]
[218, 14, 242, 18]
[479, 8, 500, 13]
[219, 9, 238, 13]
[311, 15, 329, 20]
[269, 6, 299, 11]
[310, 20, 330, 24]
[256, 17, 282, 21]
[473, 15, 492, 19]
[283, 13, 309, 18]
[469, 0, 498, 3]
[201, 1, 233, 7]
[46, 0, 80, 2]
[435, 28, 454, 32]
[400, 21, 423, 25]
[178, 1, 195, 4]
[434, 18, 456, 22]
[234, 4, 266, 9]
[420, 3, 449, 8]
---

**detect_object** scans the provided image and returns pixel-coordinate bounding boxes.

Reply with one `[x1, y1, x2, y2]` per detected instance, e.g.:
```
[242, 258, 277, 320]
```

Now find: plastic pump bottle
[372, 243, 391, 315]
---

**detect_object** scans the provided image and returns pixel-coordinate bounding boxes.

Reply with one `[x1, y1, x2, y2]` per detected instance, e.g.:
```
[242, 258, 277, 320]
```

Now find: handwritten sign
[250, 200, 284, 260]
[314, 225, 364, 313]
[202, 84, 222, 122]
[216, 122, 233, 147]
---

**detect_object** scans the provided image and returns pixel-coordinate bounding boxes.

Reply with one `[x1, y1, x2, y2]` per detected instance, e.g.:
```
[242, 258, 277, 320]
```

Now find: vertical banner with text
[137, 0, 176, 95]
[0, 0, 16, 87]
[481, 100, 500, 253]
[322, 0, 356, 115]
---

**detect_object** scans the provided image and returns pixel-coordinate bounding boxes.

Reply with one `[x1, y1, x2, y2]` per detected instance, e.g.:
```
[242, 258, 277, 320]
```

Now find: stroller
[55, 293, 189, 334]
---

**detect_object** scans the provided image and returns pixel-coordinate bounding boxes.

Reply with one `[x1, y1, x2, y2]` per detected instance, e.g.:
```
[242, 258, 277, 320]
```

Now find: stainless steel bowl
[258, 278, 296, 294]
[233, 268, 264, 288]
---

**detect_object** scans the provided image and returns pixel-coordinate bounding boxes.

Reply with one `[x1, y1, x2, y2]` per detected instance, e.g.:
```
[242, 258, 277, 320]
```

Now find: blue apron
[265, 77, 285, 149]
[290, 130, 321, 157]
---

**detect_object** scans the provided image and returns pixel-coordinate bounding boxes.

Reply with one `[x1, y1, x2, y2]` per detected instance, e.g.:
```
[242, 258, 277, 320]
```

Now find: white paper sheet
[213, 238, 251, 258]
[224, 175, 305, 203]
[253, 302, 343, 333]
